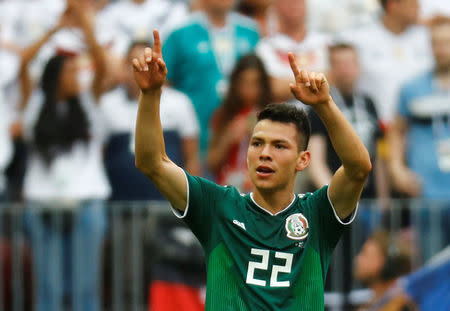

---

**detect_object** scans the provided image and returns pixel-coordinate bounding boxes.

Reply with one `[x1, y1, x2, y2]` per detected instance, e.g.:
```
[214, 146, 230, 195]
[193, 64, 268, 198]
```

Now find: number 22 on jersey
[246, 248, 293, 288]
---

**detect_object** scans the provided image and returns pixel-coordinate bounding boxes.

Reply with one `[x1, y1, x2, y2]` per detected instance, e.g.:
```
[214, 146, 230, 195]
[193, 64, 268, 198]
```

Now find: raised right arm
[133, 30, 187, 211]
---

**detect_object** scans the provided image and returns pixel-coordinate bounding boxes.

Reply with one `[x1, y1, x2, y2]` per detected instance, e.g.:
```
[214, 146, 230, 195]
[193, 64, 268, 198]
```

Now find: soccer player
[133, 30, 372, 310]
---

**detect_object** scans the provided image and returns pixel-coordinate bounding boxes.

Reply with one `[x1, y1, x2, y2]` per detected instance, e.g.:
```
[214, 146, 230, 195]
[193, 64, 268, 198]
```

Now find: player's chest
[216, 205, 317, 289]
[218, 206, 315, 252]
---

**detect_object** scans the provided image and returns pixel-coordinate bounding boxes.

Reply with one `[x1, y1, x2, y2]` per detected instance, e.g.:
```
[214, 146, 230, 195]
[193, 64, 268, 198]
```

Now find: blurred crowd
[0, 0, 449, 310]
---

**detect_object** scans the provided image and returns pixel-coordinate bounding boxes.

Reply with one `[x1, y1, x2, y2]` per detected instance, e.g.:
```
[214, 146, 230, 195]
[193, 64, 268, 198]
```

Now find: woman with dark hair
[207, 53, 272, 192]
[20, 2, 110, 311]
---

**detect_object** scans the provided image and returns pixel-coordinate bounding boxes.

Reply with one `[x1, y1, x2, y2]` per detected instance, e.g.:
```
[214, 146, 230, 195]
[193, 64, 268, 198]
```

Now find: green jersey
[172, 172, 356, 310]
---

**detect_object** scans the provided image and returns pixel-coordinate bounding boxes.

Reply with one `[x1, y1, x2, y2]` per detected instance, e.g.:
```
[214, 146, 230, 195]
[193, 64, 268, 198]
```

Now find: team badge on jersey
[285, 213, 309, 240]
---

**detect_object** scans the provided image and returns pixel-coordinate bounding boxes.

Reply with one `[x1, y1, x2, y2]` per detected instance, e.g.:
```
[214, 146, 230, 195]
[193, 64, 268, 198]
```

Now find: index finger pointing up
[288, 52, 301, 81]
[153, 29, 162, 56]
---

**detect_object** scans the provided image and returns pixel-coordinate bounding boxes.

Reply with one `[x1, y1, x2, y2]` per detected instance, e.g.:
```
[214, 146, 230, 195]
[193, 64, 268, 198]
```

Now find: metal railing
[0, 199, 448, 311]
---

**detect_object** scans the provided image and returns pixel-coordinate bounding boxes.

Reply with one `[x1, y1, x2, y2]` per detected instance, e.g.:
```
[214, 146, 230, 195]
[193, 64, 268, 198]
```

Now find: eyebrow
[251, 136, 291, 145]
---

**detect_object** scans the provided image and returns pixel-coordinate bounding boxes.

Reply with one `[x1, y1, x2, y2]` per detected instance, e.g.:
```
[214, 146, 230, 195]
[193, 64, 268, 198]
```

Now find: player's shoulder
[295, 186, 330, 206]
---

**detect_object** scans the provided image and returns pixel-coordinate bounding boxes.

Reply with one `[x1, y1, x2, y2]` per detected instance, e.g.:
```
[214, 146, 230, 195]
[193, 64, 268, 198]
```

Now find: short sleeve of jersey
[306, 186, 356, 255]
[172, 171, 228, 248]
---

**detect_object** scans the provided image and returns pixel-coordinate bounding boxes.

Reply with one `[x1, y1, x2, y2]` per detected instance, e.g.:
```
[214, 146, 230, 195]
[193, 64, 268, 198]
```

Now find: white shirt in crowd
[307, 0, 380, 33]
[100, 86, 199, 150]
[256, 32, 330, 78]
[22, 91, 111, 202]
[0, 0, 65, 47]
[256, 31, 330, 108]
[98, 0, 190, 53]
[420, 0, 450, 20]
[341, 20, 434, 124]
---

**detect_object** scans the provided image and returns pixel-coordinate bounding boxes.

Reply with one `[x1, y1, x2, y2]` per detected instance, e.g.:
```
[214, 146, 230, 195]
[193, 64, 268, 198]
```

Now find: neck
[206, 9, 228, 28]
[382, 14, 409, 35]
[371, 279, 397, 300]
[252, 185, 295, 215]
[279, 21, 306, 42]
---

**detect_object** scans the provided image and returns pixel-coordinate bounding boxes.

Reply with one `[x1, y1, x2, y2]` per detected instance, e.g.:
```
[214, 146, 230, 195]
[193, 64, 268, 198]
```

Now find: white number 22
[246, 248, 293, 287]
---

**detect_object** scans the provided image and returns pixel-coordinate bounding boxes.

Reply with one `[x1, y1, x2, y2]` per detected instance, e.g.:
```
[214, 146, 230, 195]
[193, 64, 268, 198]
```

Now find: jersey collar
[249, 193, 297, 216]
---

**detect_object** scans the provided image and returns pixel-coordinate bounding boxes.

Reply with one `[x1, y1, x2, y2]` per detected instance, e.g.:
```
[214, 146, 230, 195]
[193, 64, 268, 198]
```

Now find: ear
[295, 150, 311, 172]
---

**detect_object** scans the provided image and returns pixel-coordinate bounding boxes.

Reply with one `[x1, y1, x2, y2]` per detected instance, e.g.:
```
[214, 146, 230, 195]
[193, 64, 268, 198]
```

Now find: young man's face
[354, 239, 385, 286]
[247, 119, 308, 192]
[329, 48, 360, 95]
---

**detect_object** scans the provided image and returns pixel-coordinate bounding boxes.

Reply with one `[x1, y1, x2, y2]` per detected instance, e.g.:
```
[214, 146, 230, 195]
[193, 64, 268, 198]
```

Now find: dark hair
[34, 54, 90, 165]
[257, 103, 311, 150]
[215, 54, 272, 132]
[379, 0, 388, 10]
[328, 42, 356, 55]
[328, 42, 358, 65]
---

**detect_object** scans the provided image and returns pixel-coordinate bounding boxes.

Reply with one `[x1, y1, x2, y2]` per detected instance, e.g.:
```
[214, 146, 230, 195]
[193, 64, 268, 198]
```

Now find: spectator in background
[20, 2, 110, 310]
[237, 0, 276, 37]
[388, 16, 450, 261]
[101, 41, 200, 201]
[208, 54, 272, 192]
[162, 0, 259, 160]
[354, 230, 416, 311]
[341, 0, 433, 127]
[389, 16, 450, 200]
[309, 43, 386, 202]
[255, 0, 330, 105]
[98, 0, 189, 54]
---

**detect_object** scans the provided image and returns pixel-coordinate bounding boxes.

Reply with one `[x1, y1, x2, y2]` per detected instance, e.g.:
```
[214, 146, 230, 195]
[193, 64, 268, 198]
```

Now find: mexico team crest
[285, 213, 309, 240]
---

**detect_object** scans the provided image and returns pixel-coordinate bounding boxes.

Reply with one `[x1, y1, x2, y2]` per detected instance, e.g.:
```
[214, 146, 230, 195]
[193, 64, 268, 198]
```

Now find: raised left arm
[288, 53, 371, 220]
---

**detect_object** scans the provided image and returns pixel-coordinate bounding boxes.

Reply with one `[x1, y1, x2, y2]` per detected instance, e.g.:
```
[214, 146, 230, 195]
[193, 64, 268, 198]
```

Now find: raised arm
[69, 0, 107, 101]
[133, 30, 187, 211]
[18, 10, 72, 110]
[288, 53, 371, 220]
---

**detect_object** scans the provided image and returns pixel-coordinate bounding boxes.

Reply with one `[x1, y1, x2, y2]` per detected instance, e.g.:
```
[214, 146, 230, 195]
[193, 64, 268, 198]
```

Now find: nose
[259, 144, 272, 161]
